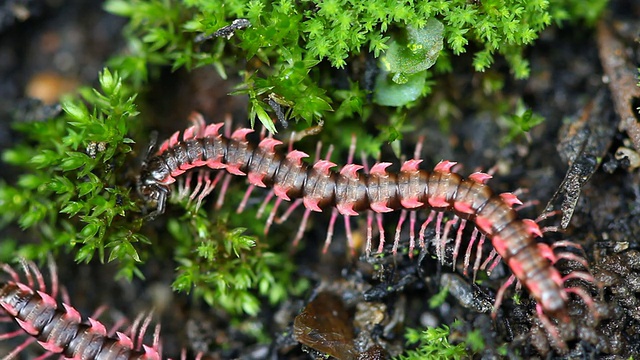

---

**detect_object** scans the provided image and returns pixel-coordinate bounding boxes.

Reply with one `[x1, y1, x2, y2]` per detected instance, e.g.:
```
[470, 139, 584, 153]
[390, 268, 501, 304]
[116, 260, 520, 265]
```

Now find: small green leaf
[99, 68, 120, 97]
[374, 70, 426, 107]
[62, 100, 89, 123]
[380, 19, 443, 83]
[103, 0, 134, 16]
[18, 174, 46, 190]
[60, 201, 84, 217]
[250, 102, 277, 134]
[60, 152, 90, 171]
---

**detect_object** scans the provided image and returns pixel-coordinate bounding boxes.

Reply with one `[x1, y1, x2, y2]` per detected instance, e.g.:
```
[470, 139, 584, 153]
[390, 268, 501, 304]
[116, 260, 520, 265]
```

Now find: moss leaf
[374, 70, 426, 107]
[380, 18, 443, 83]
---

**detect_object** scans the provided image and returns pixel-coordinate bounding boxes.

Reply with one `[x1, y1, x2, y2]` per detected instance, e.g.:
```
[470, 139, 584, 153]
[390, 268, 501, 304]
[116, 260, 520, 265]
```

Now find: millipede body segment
[0, 261, 162, 360]
[137, 112, 596, 350]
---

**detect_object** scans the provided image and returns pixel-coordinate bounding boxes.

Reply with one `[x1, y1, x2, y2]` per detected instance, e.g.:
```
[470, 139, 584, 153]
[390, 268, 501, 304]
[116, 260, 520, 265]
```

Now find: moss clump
[105, 0, 607, 130]
[0, 69, 144, 278]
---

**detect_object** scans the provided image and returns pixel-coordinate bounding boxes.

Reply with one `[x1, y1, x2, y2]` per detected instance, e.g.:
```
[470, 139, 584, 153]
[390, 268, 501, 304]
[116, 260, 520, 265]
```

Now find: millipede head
[137, 181, 169, 218]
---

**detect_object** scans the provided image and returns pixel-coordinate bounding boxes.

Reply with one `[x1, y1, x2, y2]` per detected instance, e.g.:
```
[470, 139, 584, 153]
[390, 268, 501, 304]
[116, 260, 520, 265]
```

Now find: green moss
[104, 0, 606, 133]
[395, 325, 470, 360]
[0, 69, 145, 278]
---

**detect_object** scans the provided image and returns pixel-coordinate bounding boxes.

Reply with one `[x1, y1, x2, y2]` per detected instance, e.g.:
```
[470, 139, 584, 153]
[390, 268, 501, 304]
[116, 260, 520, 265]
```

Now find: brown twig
[596, 20, 640, 152]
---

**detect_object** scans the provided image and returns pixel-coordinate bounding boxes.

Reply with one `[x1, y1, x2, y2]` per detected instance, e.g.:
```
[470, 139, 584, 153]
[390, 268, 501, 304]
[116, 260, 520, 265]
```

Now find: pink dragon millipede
[137, 112, 597, 350]
[0, 259, 197, 360]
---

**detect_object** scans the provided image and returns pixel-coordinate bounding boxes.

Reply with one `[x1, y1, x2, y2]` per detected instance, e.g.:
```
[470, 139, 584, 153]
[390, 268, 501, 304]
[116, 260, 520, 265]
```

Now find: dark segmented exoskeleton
[137, 112, 597, 350]
[0, 259, 164, 360]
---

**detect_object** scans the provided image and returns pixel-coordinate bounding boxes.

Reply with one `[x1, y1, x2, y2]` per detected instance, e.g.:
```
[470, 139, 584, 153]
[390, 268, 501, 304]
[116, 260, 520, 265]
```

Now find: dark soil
[1, 0, 640, 359]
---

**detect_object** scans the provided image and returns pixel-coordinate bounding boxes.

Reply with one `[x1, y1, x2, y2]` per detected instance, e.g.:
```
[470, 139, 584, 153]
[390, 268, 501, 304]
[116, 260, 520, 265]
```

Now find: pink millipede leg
[434, 212, 444, 261]
[237, 184, 255, 213]
[347, 134, 356, 164]
[393, 210, 408, 255]
[360, 151, 369, 173]
[20, 260, 34, 290]
[257, 190, 275, 219]
[47, 257, 59, 300]
[188, 171, 204, 203]
[492, 274, 516, 318]
[61, 286, 71, 305]
[224, 115, 232, 138]
[440, 217, 458, 262]
[259, 124, 267, 140]
[376, 213, 385, 253]
[562, 271, 596, 284]
[33, 351, 56, 360]
[137, 313, 154, 351]
[552, 240, 586, 252]
[195, 176, 212, 211]
[178, 171, 194, 199]
[463, 227, 479, 277]
[2, 337, 36, 360]
[452, 219, 467, 270]
[90, 304, 108, 320]
[215, 174, 232, 209]
[419, 211, 435, 250]
[277, 199, 303, 224]
[2, 263, 20, 283]
[554, 252, 590, 269]
[344, 215, 355, 256]
[288, 131, 296, 153]
[535, 209, 560, 223]
[325, 144, 334, 162]
[480, 248, 497, 270]
[565, 287, 597, 318]
[536, 303, 567, 352]
[323, 208, 339, 253]
[312, 140, 322, 162]
[366, 211, 373, 256]
[540, 225, 560, 234]
[27, 261, 46, 293]
[473, 234, 486, 282]
[292, 208, 311, 248]
[414, 136, 424, 159]
[409, 211, 416, 257]
[188, 111, 206, 134]
[514, 200, 538, 212]
[265, 197, 283, 235]
[0, 329, 27, 340]
[129, 312, 143, 348]
[153, 323, 162, 356]
[196, 172, 221, 211]
[487, 254, 502, 275]
[109, 317, 128, 337]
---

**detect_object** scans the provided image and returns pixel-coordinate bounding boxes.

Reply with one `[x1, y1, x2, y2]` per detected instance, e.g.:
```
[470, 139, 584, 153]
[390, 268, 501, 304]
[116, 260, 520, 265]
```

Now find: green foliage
[168, 194, 306, 315]
[396, 326, 470, 360]
[500, 99, 545, 145]
[104, 0, 607, 135]
[429, 283, 450, 309]
[0, 69, 145, 278]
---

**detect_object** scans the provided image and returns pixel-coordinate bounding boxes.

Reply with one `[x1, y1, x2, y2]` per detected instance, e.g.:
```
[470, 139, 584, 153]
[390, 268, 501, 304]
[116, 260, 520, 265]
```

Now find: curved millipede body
[0, 260, 163, 360]
[137, 112, 596, 350]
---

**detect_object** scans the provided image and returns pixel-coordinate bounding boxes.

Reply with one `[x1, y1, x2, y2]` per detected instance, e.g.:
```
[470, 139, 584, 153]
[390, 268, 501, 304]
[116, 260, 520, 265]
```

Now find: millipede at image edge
[0, 259, 192, 360]
[137, 112, 598, 351]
